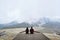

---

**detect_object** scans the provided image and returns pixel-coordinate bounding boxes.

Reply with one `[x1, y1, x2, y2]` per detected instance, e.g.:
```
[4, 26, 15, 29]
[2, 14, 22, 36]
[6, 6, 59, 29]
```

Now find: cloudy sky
[0, 0, 60, 24]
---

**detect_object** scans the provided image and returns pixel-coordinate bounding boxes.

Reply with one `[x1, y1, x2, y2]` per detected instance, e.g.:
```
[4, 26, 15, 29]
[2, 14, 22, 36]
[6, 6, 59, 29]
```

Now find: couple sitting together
[20, 27, 40, 34]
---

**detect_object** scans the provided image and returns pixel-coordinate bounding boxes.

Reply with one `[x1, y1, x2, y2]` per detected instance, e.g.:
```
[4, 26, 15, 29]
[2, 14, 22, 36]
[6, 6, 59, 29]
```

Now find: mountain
[0, 17, 60, 29]
[2, 22, 31, 29]
[0, 24, 4, 28]
[34, 17, 60, 29]
[42, 21, 60, 29]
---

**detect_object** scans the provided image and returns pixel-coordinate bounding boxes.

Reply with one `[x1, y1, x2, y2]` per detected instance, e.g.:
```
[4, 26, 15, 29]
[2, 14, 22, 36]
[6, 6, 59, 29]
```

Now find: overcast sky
[0, 0, 60, 24]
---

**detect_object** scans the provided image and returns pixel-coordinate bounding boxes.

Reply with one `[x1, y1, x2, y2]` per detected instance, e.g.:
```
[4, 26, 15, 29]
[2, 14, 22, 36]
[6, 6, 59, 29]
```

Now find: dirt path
[13, 32, 50, 40]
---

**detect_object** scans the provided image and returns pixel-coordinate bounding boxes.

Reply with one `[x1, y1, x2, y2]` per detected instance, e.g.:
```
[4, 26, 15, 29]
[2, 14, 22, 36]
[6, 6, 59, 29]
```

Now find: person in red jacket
[30, 27, 34, 34]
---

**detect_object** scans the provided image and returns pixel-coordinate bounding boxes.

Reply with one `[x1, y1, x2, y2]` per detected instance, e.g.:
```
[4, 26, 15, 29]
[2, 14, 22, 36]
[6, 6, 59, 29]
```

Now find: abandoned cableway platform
[13, 32, 50, 40]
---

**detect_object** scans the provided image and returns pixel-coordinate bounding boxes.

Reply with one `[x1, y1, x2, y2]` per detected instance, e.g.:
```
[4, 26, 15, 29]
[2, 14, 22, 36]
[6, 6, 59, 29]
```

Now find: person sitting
[20, 27, 29, 34]
[30, 27, 40, 34]
[25, 27, 29, 34]
[30, 27, 34, 34]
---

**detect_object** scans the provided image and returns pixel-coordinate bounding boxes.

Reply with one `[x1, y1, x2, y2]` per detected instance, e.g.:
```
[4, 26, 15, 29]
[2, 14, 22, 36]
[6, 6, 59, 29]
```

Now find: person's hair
[26, 27, 29, 31]
[26, 27, 28, 29]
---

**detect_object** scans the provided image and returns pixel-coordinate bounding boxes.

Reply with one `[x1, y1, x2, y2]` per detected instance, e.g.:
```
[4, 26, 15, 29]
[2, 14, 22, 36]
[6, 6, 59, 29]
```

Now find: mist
[0, 0, 60, 24]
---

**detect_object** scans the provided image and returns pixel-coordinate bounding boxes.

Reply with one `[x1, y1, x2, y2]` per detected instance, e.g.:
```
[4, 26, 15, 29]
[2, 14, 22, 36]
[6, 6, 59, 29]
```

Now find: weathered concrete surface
[13, 33, 50, 40]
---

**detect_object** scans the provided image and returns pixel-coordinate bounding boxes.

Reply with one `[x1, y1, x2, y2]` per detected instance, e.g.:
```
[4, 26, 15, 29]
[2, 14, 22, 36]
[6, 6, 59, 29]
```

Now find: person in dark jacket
[20, 27, 29, 34]
[25, 27, 29, 34]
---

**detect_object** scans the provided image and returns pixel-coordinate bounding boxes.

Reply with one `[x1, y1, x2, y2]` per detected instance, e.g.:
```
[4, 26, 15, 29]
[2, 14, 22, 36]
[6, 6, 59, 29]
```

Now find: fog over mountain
[0, 17, 60, 29]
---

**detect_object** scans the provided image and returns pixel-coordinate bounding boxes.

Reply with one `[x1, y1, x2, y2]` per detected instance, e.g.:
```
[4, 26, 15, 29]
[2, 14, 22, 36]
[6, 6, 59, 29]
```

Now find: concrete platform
[13, 33, 50, 40]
